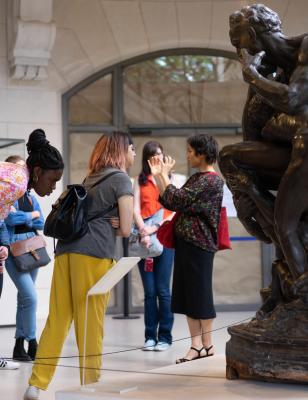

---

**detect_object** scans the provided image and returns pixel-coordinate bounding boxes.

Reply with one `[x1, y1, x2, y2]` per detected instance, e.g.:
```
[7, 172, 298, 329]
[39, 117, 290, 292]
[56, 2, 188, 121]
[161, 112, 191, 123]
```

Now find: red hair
[88, 131, 132, 174]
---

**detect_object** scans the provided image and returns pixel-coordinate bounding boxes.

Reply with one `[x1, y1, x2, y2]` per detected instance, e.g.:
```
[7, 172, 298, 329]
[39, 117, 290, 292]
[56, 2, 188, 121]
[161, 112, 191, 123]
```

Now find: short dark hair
[187, 134, 219, 165]
[230, 4, 281, 35]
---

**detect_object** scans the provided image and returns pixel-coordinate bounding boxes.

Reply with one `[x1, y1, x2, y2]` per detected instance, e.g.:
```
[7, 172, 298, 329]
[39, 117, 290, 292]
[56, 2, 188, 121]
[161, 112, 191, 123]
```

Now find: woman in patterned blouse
[148, 134, 224, 364]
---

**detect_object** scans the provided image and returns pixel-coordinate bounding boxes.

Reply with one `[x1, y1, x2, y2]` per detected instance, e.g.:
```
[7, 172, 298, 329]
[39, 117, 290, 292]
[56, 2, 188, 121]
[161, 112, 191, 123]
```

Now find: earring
[33, 176, 39, 183]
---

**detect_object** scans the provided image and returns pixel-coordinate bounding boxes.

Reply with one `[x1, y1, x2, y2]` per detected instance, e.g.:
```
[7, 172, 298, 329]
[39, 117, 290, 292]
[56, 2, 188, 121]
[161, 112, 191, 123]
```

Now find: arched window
[64, 49, 245, 183]
[63, 49, 265, 314]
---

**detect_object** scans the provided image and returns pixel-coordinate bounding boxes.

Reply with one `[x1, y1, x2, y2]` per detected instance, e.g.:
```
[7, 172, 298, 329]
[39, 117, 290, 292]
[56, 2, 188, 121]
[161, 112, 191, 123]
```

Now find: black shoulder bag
[44, 171, 121, 242]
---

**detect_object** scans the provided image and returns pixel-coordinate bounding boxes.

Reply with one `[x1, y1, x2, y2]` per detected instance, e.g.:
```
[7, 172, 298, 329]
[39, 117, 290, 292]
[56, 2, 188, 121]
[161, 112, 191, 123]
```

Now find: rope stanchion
[4, 316, 252, 364]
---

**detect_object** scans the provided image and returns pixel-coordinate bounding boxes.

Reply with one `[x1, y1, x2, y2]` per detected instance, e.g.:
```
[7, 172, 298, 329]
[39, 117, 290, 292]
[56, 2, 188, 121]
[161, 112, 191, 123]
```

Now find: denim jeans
[5, 255, 38, 340]
[138, 247, 174, 344]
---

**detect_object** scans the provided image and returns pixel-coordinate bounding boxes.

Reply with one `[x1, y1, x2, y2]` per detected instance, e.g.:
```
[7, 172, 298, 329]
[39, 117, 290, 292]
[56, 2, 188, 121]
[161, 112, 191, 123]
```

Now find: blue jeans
[5, 255, 38, 340]
[138, 248, 174, 344]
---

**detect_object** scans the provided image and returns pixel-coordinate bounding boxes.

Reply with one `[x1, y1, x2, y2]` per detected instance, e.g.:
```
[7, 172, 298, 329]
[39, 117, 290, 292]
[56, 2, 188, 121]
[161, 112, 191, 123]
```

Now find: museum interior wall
[0, 0, 307, 324]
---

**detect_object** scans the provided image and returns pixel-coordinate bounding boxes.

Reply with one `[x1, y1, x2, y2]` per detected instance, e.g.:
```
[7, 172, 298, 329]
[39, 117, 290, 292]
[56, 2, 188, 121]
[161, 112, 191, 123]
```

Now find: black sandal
[201, 345, 214, 358]
[176, 346, 206, 364]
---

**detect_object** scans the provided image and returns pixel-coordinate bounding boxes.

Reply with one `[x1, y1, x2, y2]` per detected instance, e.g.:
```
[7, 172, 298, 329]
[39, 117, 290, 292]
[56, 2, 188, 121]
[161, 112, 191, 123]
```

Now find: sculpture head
[229, 4, 281, 54]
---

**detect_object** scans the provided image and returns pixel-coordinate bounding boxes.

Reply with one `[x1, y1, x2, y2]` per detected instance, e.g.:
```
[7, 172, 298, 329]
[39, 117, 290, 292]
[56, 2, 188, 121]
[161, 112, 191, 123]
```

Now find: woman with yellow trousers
[24, 131, 136, 400]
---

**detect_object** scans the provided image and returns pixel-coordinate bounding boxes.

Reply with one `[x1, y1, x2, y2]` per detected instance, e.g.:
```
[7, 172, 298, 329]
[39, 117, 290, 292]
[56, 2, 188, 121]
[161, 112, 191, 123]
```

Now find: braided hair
[26, 129, 64, 188]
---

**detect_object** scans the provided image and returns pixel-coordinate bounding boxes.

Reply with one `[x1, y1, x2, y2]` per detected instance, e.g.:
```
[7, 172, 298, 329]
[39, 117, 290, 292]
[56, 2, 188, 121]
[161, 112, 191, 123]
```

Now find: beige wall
[0, 0, 307, 324]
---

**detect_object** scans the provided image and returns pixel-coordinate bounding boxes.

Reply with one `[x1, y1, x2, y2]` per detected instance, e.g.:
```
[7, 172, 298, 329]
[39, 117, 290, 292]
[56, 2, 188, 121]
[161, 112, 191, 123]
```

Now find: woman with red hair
[24, 131, 136, 400]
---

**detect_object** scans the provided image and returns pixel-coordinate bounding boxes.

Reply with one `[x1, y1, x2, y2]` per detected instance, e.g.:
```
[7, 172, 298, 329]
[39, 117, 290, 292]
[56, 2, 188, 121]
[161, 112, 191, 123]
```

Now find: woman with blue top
[4, 155, 45, 362]
[0, 129, 64, 371]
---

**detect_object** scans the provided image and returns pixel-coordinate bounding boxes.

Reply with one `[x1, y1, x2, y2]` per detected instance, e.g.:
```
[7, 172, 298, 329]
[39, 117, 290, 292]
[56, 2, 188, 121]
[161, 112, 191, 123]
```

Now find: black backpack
[44, 171, 121, 242]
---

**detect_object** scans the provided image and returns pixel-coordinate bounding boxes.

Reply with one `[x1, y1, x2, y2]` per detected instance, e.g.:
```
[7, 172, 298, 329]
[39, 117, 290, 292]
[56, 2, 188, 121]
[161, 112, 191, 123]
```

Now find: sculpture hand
[227, 171, 253, 193]
[239, 49, 265, 68]
[240, 49, 266, 82]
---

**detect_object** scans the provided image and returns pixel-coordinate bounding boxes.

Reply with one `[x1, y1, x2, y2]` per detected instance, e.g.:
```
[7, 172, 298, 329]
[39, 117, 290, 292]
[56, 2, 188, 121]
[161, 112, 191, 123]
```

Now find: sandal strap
[204, 345, 213, 355]
[190, 346, 204, 357]
[176, 357, 190, 364]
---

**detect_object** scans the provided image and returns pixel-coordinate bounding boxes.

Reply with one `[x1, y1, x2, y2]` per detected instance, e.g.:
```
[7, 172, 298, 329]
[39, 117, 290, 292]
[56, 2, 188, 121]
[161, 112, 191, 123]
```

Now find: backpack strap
[85, 170, 123, 222]
[86, 170, 123, 190]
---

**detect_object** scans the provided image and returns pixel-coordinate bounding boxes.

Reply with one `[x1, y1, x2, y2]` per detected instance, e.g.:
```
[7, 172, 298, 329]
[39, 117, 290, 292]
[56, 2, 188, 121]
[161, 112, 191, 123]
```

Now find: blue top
[0, 221, 9, 246]
[5, 192, 45, 244]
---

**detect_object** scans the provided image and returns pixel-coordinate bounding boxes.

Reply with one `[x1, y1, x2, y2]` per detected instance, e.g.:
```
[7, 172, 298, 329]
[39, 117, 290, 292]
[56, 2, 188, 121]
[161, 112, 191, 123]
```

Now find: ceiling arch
[38, 0, 307, 92]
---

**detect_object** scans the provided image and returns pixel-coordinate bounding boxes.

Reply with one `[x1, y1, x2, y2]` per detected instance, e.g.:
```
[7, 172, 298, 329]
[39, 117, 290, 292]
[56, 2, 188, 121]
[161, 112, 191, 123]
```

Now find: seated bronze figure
[220, 4, 308, 383]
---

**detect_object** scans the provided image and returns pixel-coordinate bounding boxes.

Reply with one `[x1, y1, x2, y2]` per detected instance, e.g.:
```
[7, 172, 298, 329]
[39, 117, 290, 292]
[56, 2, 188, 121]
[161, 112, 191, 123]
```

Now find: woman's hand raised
[148, 155, 176, 176]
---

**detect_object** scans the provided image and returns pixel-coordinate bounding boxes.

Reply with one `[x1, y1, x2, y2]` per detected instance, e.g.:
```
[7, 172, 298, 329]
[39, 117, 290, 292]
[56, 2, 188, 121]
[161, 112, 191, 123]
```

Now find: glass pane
[68, 74, 112, 125]
[124, 55, 247, 125]
[0, 139, 25, 161]
[69, 133, 101, 183]
[129, 134, 189, 178]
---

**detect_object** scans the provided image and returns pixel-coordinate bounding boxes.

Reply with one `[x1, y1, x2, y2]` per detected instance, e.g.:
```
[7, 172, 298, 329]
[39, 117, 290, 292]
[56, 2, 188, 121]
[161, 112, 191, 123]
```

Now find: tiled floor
[1, 311, 307, 400]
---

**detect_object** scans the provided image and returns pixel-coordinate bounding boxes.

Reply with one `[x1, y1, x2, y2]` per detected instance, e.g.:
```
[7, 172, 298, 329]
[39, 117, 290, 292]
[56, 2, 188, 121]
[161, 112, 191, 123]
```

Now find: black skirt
[171, 236, 216, 320]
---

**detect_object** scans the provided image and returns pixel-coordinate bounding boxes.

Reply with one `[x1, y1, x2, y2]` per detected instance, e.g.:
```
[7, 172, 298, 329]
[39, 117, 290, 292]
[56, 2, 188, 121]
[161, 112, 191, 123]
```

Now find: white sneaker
[0, 358, 20, 370]
[142, 339, 156, 351]
[24, 385, 40, 400]
[154, 341, 171, 351]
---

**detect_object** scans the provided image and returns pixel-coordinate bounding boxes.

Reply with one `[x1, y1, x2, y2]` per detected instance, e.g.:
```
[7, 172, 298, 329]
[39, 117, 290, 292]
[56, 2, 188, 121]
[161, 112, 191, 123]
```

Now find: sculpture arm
[241, 49, 302, 115]
[243, 64, 292, 114]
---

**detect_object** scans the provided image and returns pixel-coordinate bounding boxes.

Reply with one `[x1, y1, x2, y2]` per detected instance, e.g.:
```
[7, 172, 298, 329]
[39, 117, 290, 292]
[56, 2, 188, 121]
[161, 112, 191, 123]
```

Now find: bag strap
[84, 170, 122, 190]
[86, 171, 123, 222]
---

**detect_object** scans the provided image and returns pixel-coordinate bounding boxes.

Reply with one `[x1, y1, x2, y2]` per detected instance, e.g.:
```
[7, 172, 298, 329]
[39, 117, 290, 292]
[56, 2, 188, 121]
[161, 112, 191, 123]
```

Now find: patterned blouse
[160, 172, 224, 252]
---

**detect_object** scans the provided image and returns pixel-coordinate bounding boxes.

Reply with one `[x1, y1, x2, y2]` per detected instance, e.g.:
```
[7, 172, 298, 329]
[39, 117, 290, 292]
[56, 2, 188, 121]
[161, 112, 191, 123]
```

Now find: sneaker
[24, 385, 40, 400]
[0, 358, 20, 370]
[154, 341, 171, 351]
[142, 339, 156, 351]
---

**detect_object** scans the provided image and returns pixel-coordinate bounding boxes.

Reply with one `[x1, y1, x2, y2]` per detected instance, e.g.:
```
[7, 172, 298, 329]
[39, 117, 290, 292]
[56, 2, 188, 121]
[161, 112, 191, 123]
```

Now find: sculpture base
[226, 299, 308, 384]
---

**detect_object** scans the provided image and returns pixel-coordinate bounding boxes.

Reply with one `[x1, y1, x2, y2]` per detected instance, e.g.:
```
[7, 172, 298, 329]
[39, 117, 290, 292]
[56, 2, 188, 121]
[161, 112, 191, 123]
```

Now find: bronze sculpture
[219, 4, 308, 383]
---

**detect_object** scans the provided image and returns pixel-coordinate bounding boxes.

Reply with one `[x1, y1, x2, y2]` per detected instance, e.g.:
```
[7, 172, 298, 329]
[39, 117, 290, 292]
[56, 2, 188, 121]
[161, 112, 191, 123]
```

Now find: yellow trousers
[29, 253, 113, 390]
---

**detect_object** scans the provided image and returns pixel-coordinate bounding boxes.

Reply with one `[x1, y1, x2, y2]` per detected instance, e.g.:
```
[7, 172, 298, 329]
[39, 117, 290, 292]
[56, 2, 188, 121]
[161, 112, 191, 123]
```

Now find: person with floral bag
[148, 134, 223, 363]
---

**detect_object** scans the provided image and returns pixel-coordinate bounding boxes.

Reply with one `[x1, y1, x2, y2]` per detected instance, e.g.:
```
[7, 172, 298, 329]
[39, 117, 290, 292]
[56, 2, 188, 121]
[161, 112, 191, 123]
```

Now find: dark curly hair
[187, 134, 219, 165]
[26, 129, 64, 187]
[229, 4, 282, 35]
